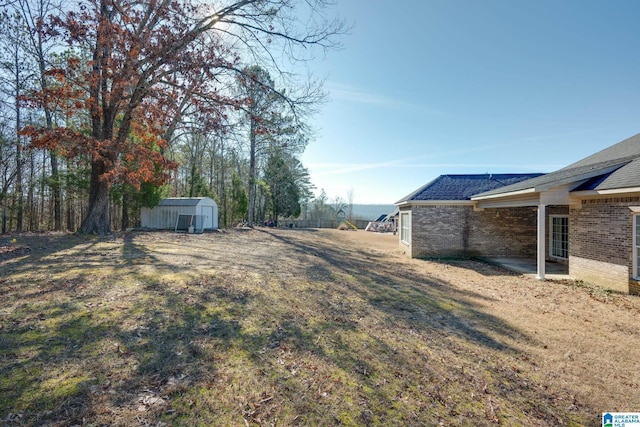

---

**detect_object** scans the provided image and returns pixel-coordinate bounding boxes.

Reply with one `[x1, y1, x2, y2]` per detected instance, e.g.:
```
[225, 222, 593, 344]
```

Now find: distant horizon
[349, 204, 395, 221]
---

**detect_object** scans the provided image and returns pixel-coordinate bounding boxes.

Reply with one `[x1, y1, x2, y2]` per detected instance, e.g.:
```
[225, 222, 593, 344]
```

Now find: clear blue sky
[300, 0, 640, 204]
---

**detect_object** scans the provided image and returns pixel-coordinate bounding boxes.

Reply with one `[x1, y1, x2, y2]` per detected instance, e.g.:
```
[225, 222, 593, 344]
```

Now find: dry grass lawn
[1, 228, 639, 426]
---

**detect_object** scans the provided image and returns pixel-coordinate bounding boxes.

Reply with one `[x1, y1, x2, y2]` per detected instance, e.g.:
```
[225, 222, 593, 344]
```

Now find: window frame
[549, 214, 569, 260]
[400, 211, 410, 245]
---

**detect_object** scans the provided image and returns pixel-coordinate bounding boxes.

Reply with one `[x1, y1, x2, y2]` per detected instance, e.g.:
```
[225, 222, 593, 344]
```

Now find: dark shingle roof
[473, 133, 640, 198]
[562, 133, 640, 170]
[573, 158, 640, 191]
[397, 174, 543, 203]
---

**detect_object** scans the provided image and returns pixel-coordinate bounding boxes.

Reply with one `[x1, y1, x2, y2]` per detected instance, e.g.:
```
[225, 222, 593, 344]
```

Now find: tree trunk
[41, 153, 47, 228]
[15, 123, 23, 233]
[65, 158, 75, 231]
[78, 159, 112, 235]
[66, 192, 74, 231]
[39, 35, 62, 230]
[218, 140, 227, 227]
[9, 193, 16, 231]
[121, 192, 130, 231]
[50, 154, 62, 230]
[189, 164, 196, 197]
[14, 39, 23, 232]
[247, 121, 257, 228]
[27, 150, 35, 230]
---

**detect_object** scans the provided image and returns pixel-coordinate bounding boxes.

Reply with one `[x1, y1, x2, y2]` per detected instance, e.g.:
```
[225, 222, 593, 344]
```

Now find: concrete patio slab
[483, 257, 571, 280]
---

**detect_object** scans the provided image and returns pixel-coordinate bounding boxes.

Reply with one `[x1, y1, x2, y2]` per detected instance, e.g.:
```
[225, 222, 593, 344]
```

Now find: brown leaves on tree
[22, 0, 241, 233]
[19, 0, 344, 234]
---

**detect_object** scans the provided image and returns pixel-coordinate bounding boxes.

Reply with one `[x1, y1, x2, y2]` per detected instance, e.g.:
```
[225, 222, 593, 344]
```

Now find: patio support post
[536, 203, 546, 280]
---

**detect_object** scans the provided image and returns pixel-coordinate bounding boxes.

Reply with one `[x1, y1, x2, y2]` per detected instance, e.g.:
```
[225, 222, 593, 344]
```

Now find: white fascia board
[471, 187, 536, 201]
[570, 186, 640, 197]
[474, 192, 542, 208]
[476, 198, 541, 209]
[538, 183, 574, 205]
[397, 200, 475, 207]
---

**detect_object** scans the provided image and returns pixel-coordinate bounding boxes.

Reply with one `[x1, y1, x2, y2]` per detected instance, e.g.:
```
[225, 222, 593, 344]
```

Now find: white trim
[537, 204, 546, 280]
[549, 215, 569, 260]
[475, 197, 541, 209]
[400, 211, 411, 246]
[396, 200, 475, 208]
[571, 187, 640, 197]
[634, 214, 640, 280]
[471, 187, 536, 201]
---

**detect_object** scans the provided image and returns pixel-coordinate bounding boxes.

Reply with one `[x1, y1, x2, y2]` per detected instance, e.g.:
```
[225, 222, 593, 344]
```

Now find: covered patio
[484, 257, 570, 280]
[470, 167, 604, 280]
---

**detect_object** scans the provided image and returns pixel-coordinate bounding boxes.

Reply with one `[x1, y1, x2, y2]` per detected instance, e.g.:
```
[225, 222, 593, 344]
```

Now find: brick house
[397, 133, 640, 294]
[396, 174, 543, 258]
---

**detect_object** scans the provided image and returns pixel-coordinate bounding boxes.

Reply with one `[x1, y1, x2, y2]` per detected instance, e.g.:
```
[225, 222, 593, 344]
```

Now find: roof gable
[397, 173, 543, 203]
[562, 133, 640, 170]
[473, 132, 640, 199]
[573, 158, 640, 191]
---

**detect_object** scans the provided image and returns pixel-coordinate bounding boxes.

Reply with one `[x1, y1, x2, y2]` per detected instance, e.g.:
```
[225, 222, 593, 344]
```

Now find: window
[634, 215, 640, 279]
[400, 212, 410, 245]
[549, 215, 568, 259]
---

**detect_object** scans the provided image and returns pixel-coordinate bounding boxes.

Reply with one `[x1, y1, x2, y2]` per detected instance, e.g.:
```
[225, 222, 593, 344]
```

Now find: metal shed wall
[141, 198, 218, 230]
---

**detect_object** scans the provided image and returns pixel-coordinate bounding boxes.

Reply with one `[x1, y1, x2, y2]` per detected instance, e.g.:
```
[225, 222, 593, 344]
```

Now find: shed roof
[397, 173, 543, 204]
[158, 197, 215, 207]
[473, 133, 640, 199]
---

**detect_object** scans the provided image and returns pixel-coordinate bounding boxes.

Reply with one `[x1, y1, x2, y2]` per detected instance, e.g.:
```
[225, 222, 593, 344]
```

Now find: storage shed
[141, 197, 218, 231]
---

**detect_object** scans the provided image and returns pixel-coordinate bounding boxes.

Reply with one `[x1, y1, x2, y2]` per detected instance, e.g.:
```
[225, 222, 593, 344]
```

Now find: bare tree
[17, 0, 65, 230]
[0, 9, 36, 231]
[346, 187, 354, 221]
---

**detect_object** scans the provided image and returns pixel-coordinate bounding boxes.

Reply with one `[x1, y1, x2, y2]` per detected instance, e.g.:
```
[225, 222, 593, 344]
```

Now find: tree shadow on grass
[0, 270, 252, 426]
[0, 229, 591, 426]
[0, 233, 86, 272]
[261, 229, 523, 352]
[0, 231, 251, 424]
[253, 229, 589, 426]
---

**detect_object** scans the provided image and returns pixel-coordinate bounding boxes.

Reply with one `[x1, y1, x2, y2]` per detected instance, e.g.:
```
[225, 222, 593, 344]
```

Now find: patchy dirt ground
[1, 228, 639, 426]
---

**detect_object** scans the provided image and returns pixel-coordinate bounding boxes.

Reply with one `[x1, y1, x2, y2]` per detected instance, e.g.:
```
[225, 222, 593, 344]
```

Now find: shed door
[209, 206, 215, 228]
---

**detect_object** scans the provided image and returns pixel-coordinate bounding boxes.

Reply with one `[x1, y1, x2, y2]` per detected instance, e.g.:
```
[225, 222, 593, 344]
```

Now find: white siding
[141, 198, 218, 230]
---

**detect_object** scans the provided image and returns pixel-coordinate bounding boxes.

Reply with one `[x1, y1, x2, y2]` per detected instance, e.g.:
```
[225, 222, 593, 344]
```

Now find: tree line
[0, 0, 346, 234]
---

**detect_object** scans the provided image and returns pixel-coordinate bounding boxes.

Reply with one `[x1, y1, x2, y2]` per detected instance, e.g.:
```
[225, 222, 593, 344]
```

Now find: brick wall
[569, 196, 640, 294]
[469, 207, 538, 257]
[570, 256, 629, 293]
[405, 204, 538, 258]
[400, 197, 640, 294]
[407, 205, 468, 257]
